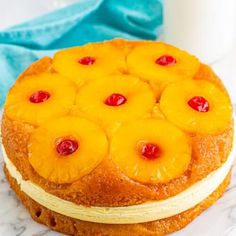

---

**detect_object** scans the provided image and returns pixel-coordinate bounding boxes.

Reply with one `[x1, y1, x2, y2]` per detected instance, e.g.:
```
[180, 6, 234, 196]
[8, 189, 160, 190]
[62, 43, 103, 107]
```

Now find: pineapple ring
[110, 119, 192, 184]
[75, 74, 156, 134]
[126, 42, 200, 98]
[160, 80, 233, 134]
[5, 73, 76, 126]
[52, 42, 126, 86]
[28, 116, 108, 184]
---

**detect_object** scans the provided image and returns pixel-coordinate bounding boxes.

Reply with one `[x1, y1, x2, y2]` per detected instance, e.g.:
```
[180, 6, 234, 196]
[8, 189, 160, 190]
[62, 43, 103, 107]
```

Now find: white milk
[163, 0, 236, 63]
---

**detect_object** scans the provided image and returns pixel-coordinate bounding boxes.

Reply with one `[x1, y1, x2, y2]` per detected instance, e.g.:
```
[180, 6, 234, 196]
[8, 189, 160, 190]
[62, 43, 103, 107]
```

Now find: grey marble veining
[0, 156, 63, 236]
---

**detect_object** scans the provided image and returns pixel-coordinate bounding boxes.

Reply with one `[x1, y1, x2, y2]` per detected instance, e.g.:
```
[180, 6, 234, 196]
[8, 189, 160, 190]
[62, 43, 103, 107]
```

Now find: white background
[0, 0, 79, 29]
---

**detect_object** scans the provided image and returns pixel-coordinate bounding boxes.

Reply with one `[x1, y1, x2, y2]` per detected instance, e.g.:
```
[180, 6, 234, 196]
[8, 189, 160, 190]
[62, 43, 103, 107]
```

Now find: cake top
[3, 39, 233, 205]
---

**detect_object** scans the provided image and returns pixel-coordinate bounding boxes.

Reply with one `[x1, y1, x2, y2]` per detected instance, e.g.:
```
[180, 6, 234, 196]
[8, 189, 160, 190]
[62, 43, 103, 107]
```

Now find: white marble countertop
[0, 1, 236, 236]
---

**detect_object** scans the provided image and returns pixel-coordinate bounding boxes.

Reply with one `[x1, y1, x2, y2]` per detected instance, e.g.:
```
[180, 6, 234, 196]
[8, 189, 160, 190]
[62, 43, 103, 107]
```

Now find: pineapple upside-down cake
[1, 39, 234, 236]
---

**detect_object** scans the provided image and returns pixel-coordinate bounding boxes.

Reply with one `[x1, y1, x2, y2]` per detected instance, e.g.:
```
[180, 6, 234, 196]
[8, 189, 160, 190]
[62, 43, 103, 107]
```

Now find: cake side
[4, 165, 231, 236]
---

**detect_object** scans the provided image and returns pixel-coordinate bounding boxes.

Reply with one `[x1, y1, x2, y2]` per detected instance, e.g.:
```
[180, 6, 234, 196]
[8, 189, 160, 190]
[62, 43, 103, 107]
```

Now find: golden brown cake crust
[1, 39, 234, 207]
[4, 165, 231, 236]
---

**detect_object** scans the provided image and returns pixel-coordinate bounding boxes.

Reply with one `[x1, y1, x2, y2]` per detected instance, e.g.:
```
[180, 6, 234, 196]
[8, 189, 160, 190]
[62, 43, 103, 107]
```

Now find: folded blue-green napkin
[0, 0, 162, 105]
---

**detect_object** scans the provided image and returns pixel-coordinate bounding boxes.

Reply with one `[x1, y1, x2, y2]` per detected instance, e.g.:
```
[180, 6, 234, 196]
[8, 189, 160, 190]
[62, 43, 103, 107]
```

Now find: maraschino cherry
[105, 93, 127, 106]
[78, 56, 96, 65]
[56, 139, 79, 156]
[29, 91, 50, 103]
[155, 55, 176, 66]
[141, 143, 161, 160]
[188, 96, 210, 112]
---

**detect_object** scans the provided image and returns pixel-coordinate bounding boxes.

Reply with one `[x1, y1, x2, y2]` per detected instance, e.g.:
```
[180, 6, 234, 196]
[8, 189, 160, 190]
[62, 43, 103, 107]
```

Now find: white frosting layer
[2, 143, 235, 224]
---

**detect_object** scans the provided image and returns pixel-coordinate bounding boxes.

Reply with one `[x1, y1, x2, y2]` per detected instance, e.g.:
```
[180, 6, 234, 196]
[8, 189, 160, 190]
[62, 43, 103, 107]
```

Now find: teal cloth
[0, 0, 162, 105]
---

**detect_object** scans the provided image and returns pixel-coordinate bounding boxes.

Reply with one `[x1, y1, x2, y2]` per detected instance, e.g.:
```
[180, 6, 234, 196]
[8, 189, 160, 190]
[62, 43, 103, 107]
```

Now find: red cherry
[29, 91, 50, 103]
[141, 143, 161, 160]
[188, 96, 210, 112]
[105, 93, 127, 106]
[56, 139, 79, 156]
[78, 56, 96, 65]
[155, 55, 176, 66]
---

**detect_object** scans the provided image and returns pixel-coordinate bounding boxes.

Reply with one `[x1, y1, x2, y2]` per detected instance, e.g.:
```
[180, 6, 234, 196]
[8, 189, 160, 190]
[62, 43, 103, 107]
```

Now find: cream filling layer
[2, 143, 235, 224]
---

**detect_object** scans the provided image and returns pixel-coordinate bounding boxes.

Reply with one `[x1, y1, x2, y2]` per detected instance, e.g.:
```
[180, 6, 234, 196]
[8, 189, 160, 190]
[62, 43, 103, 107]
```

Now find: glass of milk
[163, 0, 236, 63]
